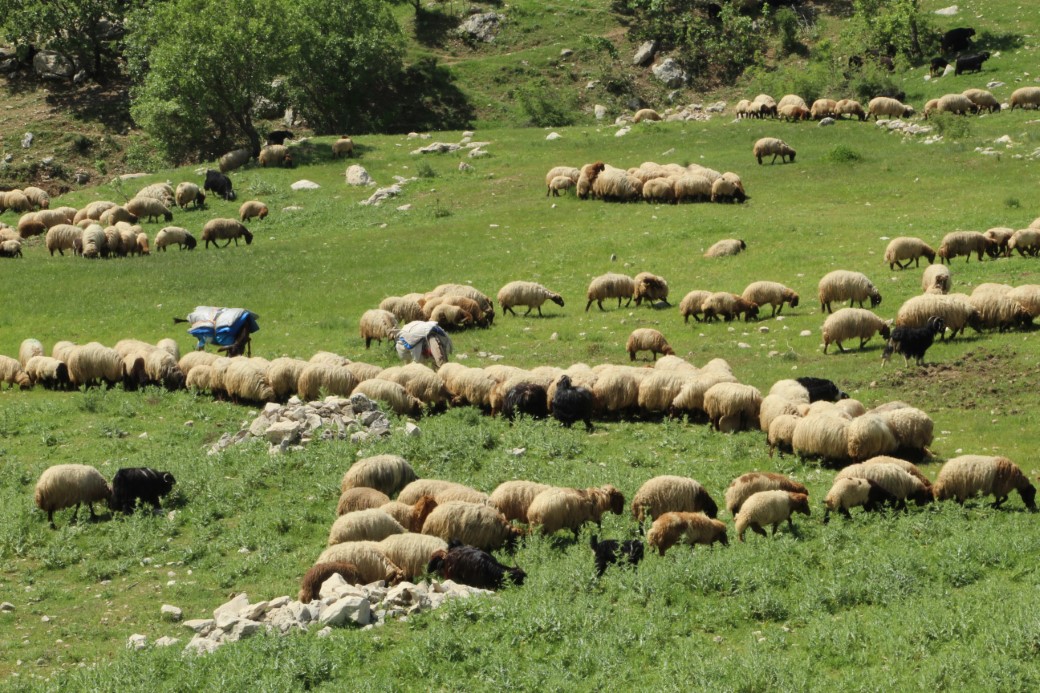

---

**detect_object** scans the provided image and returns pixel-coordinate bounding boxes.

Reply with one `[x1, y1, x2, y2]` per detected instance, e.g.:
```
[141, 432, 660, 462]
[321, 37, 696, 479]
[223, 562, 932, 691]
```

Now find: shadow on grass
[414, 8, 462, 49]
[43, 79, 133, 131]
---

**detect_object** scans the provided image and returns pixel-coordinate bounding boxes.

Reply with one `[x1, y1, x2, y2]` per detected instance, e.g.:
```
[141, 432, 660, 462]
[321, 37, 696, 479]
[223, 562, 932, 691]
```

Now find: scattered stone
[404, 422, 421, 437]
[412, 142, 461, 155]
[40, 616, 50, 623]
[705, 101, 726, 113]
[545, 132, 562, 141]
[160, 605, 183, 622]
[934, 5, 958, 16]
[652, 58, 687, 88]
[1, 602, 13, 612]
[345, 165, 375, 186]
[819, 117, 836, 127]
[633, 40, 657, 67]
[800, 330, 812, 337]
[182, 619, 215, 635]
[594, 104, 607, 120]
[154, 636, 180, 648]
[290, 180, 320, 190]
[21, 133, 33, 149]
[360, 184, 403, 206]
[560, 49, 573, 58]
[456, 12, 503, 43]
[33, 50, 75, 80]
[319, 596, 371, 627]
[615, 126, 631, 137]
[184, 635, 220, 655]
[127, 634, 148, 651]
[458, 162, 474, 172]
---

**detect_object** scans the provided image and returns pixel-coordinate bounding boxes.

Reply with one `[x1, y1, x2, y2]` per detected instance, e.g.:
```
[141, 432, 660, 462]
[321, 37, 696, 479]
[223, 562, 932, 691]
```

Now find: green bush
[516, 81, 577, 127]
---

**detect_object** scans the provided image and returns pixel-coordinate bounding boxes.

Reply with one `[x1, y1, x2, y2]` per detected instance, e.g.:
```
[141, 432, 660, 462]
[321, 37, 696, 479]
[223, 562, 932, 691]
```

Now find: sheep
[735, 99, 753, 118]
[16, 212, 45, 239]
[1009, 86, 1040, 111]
[741, 281, 798, 317]
[810, 98, 838, 119]
[862, 456, 932, 489]
[438, 364, 496, 409]
[97, 206, 138, 227]
[35, 208, 75, 229]
[544, 166, 580, 192]
[941, 26, 976, 53]
[796, 376, 849, 402]
[222, 358, 273, 403]
[336, 487, 392, 516]
[1009, 228, 1040, 257]
[378, 296, 424, 324]
[110, 468, 176, 514]
[585, 273, 635, 311]
[500, 382, 548, 421]
[753, 137, 796, 165]
[752, 94, 777, 117]
[821, 308, 891, 353]
[80, 225, 108, 258]
[358, 309, 399, 349]
[938, 231, 993, 264]
[0, 238, 22, 258]
[340, 455, 417, 496]
[34, 464, 112, 528]
[527, 485, 625, 536]
[884, 237, 936, 270]
[647, 512, 728, 555]
[724, 473, 807, 518]
[24, 356, 70, 390]
[637, 177, 673, 204]
[589, 165, 643, 202]
[896, 294, 980, 339]
[154, 226, 197, 251]
[922, 98, 940, 119]
[379, 534, 449, 579]
[632, 475, 718, 522]
[735, 491, 810, 541]
[704, 239, 746, 258]
[239, 201, 269, 222]
[353, 378, 422, 416]
[672, 173, 713, 203]
[489, 481, 554, 523]
[979, 227, 1011, 258]
[954, 52, 990, 76]
[421, 501, 520, 550]
[631, 272, 670, 308]
[332, 137, 354, 159]
[823, 478, 897, 522]
[868, 96, 915, 119]
[66, 342, 125, 388]
[427, 541, 526, 589]
[778, 104, 810, 121]
[921, 264, 951, 295]
[933, 455, 1036, 511]
[626, 328, 674, 361]
[710, 174, 747, 203]
[1007, 285, 1040, 318]
[836, 462, 933, 509]
[204, 169, 236, 201]
[125, 197, 173, 223]
[259, 357, 305, 401]
[52, 341, 76, 362]
[679, 290, 712, 323]
[73, 201, 117, 223]
[379, 496, 439, 533]
[818, 270, 881, 313]
[21, 185, 50, 210]
[378, 362, 450, 408]
[219, 147, 253, 173]
[759, 393, 802, 432]
[174, 182, 205, 210]
[937, 93, 979, 115]
[136, 182, 175, 206]
[298, 562, 363, 603]
[0, 355, 30, 390]
[962, 88, 1000, 114]
[968, 291, 1032, 332]
[768, 379, 811, 404]
[767, 414, 800, 457]
[201, 218, 253, 248]
[701, 292, 759, 322]
[846, 414, 899, 461]
[18, 338, 43, 369]
[703, 382, 762, 433]
[327, 509, 407, 545]
[1, 190, 31, 213]
[550, 374, 595, 431]
[875, 407, 934, 461]
[258, 144, 292, 168]
[497, 281, 565, 317]
[882, 317, 945, 366]
[636, 370, 690, 415]
[835, 99, 867, 121]
[792, 414, 850, 464]
[590, 534, 645, 576]
[591, 365, 648, 416]
[40, 223, 80, 256]
[633, 108, 662, 122]
[424, 283, 495, 318]
[315, 542, 405, 585]
[547, 175, 576, 197]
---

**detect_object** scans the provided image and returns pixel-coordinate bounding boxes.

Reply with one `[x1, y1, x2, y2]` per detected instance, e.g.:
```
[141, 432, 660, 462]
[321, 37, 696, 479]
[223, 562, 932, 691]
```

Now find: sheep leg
[751, 524, 767, 537]
[504, 306, 515, 316]
[523, 306, 533, 316]
[835, 341, 847, 353]
[47, 510, 56, 529]
[991, 496, 1007, 508]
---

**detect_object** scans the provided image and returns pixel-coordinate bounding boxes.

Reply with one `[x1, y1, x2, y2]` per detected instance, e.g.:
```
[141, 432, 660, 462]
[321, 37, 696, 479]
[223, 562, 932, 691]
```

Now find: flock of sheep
[545, 161, 747, 204]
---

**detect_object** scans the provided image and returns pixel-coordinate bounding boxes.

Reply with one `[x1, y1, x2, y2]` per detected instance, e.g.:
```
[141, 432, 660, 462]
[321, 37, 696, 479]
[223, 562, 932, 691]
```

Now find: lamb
[933, 455, 1036, 511]
[962, 88, 1000, 114]
[547, 175, 576, 197]
[489, 481, 553, 523]
[203, 169, 236, 201]
[298, 562, 362, 603]
[585, 272, 635, 311]
[497, 281, 565, 317]
[724, 472, 808, 516]
[544, 166, 580, 193]
[868, 96, 915, 119]
[938, 231, 993, 264]
[936, 93, 979, 115]
[767, 414, 800, 457]
[679, 290, 712, 323]
[631, 475, 718, 522]
[110, 468, 176, 514]
[626, 328, 675, 361]
[335, 487, 391, 516]
[399, 479, 488, 506]
[201, 218, 253, 248]
[352, 378, 422, 416]
[34, 464, 112, 528]
[154, 226, 197, 251]
[701, 292, 759, 322]
[741, 281, 798, 317]
[896, 294, 980, 339]
[633, 108, 662, 122]
[1009, 228, 1040, 257]
[1009, 86, 1040, 111]
[703, 382, 762, 433]
[646, 512, 728, 555]
[835, 99, 867, 121]
[218, 147, 253, 173]
[0, 355, 31, 389]
[527, 485, 625, 537]
[125, 197, 173, 223]
[340, 454, 418, 496]
[823, 478, 896, 522]
[315, 542, 405, 585]
[327, 509, 407, 545]
[821, 308, 891, 353]
[174, 182, 205, 209]
[923, 98, 940, 119]
[332, 137, 354, 159]
[792, 414, 850, 465]
[882, 317, 945, 366]
[704, 239, 746, 258]
[258, 144, 292, 167]
[359, 309, 399, 349]
[0, 238, 20, 258]
[954, 52, 989, 76]
[427, 541, 526, 589]
[550, 374, 596, 431]
[734, 490, 810, 541]
[632, 271, 670, 307]
[818, 270, 881, 313]
[239, 201, 269, 222]
[921, 264, 951, 294]
[835, 462, 933, 509]
[777, 104, 810, 121]
[590, 534, 645, 577]
[24, 356, 72, 390]
[884, 237, 936, 270]
[421, 501, 520, 550]
[753, 137, 796, 165]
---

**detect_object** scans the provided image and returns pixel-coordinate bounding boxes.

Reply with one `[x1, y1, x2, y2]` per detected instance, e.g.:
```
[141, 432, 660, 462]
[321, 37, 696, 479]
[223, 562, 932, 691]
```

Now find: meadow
[3, 84, 1040, 689]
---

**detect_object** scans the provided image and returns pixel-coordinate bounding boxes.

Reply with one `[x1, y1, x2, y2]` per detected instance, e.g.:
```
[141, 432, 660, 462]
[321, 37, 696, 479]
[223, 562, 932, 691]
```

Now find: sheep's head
[870, 290, 883, 308]
[603, 485, 625, 515]
[911, 485, 934, 506]
[790, 493, 811, 516]
[927, 316, 946, 335]
[242, 228, 254, 245]
[879, 322, 892, 340]
[788, 292, 800, 308]
[556, 374, 572, 390]
[711, 521, 729, 546]
[1019, 482, 1037, 512]
[923, 247, 937, 263]
[744, 301, 760, 322]
[699, 491, 719, 519]
[551, 294, 565, 307]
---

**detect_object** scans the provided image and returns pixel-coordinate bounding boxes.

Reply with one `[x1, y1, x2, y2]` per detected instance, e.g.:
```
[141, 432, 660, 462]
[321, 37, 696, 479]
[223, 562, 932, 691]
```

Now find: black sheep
[203, 169, 236, 201]
[266, 130, 295, 146]
[882, 316, 945, 367]
[427, 541, 525, 590]
[110, 468, 177, 514]
[795, 376, 849, 403]
[590, 534, 645, 577]
[955, 52, 990, 76]
[550, 375, 594, 432]
[941, 27, 976, 54]
[502, 383, 549, 421]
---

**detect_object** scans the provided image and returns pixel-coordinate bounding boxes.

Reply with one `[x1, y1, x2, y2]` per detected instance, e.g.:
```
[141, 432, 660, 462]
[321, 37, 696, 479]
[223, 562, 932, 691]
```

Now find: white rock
[241, 600, 269, 621]
[0, 602, 13, 612]
[182, 619, 215, 635]
[404, 422, 421, 437]
[345, 165, 375, 186]
[615, 126, 631, 137]
[594, 104, 607, 120]
[319, 596, 371, 627]
[160, 605, 183, 622]
[154, 636, 180, 648]
[934, 5, 958, 16]
[214, 593, 250, 622]
[316, 626, 333, 638]
[127, 634, 148, 651]
[291, 180, 321, 190]
[223, 619, 263, 642]
[318, 574, 349, 600]
[800, 330, 812, 337]
[396, 204, 412, 211]
[264, 420, 302, 444]
[184, 635, 221, 655]
[545, 132, 562, 141]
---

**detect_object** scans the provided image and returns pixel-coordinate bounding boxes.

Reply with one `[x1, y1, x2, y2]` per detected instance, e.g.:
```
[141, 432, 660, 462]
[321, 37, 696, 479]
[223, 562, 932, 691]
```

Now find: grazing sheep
[332, 137, 355, 159]
[379, 496, 439, 533]
[175, 182, 205, 209]
[724, 472, 808, 516]
[641, 177, 676, 204]
[66, 342, 126, 388]
[52, 341, 76, 362]
[823, 478, 896, 522]
[821, 308, 891, 353]
[704, 239, 746, 258]
[527, 485, 625, 537]
[544, 166, 580, 192]
[868, 96, 915, 119]
[24, 356, 72, 390]
[633, 108, 662, 122]
[222, 358, 272, 403]
[590, 534, 645, 577]
[811, 98, 838, 119]
[921, 264, 951, 295]
[933, 455, 1036, 511]
[835, 99, 867, 121]
[679, 290, 712, 323]
[489, 481, 553, 523]
[586, 273, 635, 311]
[710, 173, 747, 203]
[379, 296, 424, 324]
[792, 414, 850, 465]
[497, 281, 565, 317]
[501, 382, 549, 421]
[759, 393, 802, 432]
[626, 328, 675, 361]
[673, 173, 713, 203]
[219, 147, 253, 173]
[896, 294, 980, 339]
[97, 206, 138, 227]
[336, 487, 391, 516]
[862, 456, 932, 489]
[353, 378, 422, 416]
[701, 292, 760, 323]
[735, 99, 753, 118]
[767, 414, 800, 457]
[753, 137, 796, 165]
[962, 88, 1000, 114]
[885, 237, 936, 270]
[875, 406, 934, 460]
[201, 218, 253, 248]
[937, 93, 979, 115]
[34, 464, 112, 528]
[1007, 285, 1040, 318]
[74, 200, 117, 223]
[327, 509, 407, 545]
[1009, 86, 1040, 111]
[547, 175, 576, 197]
[422, 501, 520, 550]
[315, 542, 405, 585]
[591, 365, 647, 416]
[18, 338, 44, 368]
[836, 463, 932, 509]
[427, 541, 526, 589]
[340, 455, 418, 496]
[0, 355, 31, 390]
[938, 231, 993, 264]
[154, 226, 197, 251]
[647, 512, 728, 555]
[968, 291, 1032, 332]
[298, 562, 362, 603]
[735, 491, 810, 541]
[550, 374, 596, 431]
[80, 225, 108, 258]
[846, 414, 899, 461]
[44, 224, 84, 257]
[741, 281, 798, 317]
[768, 379, 810, 404]
[17, 212, 46, 239]
[703, 382, 762, 433]
[632, 272, 670, 307]
[399, 479, 487, 506]
[778, 104, 810, 121]
[378, 534, 448, 579]
[258, 144, 292, 168]
[110, 468, 176, 514]
[204, 169, 236, 201]
[818, 270, 882, 313]
[22, 186, 50, 210]
[591, 167, 643, 202]
[239, 201, 269, 222]
[359, 309, 399, 349]
[262, 357, 306, 401]
[631, 475, 718, 522]
[752, 94, 777, 117]
[1, 190, 31, 213]
[636, 370, 689, 416]
[1009, 228, 1040, 257]
[882, 317, 945, 366]
[125, 197, 173, 223]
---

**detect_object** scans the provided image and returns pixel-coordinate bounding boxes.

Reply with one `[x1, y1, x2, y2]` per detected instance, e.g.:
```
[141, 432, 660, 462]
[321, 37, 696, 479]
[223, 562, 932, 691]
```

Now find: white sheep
[24, 356, 71, 390]
[647, 512, 728, 555]
[258, 144, 292, 167]
[823, 478, 891, 522]
[201, 218, 253, 248]
[175, 182, 205, 209]
[821, 307, 891, 353]
[631, 475, 718, 522]
[921, 264, 951, 295]
[585, 273, 635, 311]
[895, 294, 980, 339]
[846, 414, 898, 461]
[378, 496, 438, 532]
[759, 393, 802, 432]
[703, 382, 762, 433]
[398, 479, 488, 506]
[239, 200, 269, 222]
[1009, 228, 1040, 257]
[527, 485, 625, 536]
[341, 455, 418, 496]
[933, 455, 1036, 510]
[753, 137, 796, 164]
[632, 271, 669, 307]
[724, 472, 807, 516]
[835, 99, 866, 120]
[332, 137, 354, 159]
[34, 464, 112, 528]
[741, 281, 799, 317]
[701, 292, 759, 322]
[327, 509, 407, 545]
[875, 406, 933, 460]
[884, 237, 936, 270]
[710, 173, 746, 203]
[1009, 87, 1040, 111]
[967, 291, 1031, 332]
[335, 487, 391, 516]
[868, 96, 915, 119]
[315, 541, 404, 585]
[734, 490, 810, 541]
[45, 222, 80, 257]
[792, 414, 850, 464]
[489, 480, 553, 523]
[704, 239, 746, 258]
[125, 197, 173, 223]
[547, 175, 576, 197]
[421, 500, 520, 550]
[936, 93, 979, 115]
[154, 226, 197, 251]
[379, 296, 424, 323]
[767, 414, 801, 457]
[591, 365, 646, 415]
[679, 290, 712, 323]
[626, 328, 675, 362]
[0, 238, 23, 258]
[672, 173, 713, 203]
[222, 358, 273, 403]
[219, 147, 253, 173]
[352, 378, 422, 416]
[18, 338, 44, 368]
[938, 231, 993, 264]
[378, 534, 448, 579]
[359, 309, 399, 349]
[497, 281, 565, 317]
[1007, 285, 1040, 318]
[817, 270, 881, 313]
[962, 88, 1000, 113]
[67, 342, 124, 387]
[835, 462, 932, 508]
[0, 355, 31, 390]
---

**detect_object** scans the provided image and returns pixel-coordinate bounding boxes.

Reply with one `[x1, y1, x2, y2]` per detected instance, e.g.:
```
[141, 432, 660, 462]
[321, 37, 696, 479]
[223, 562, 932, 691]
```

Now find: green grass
[4, 3, 1040, 688]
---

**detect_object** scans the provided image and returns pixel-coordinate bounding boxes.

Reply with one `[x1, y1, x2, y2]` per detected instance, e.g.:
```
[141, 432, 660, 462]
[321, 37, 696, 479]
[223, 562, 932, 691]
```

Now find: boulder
[318, 595, 371, 627]
[33, 51, 75, 80]
[652, 58, 687, 88]
[632, 40, 657, 67]
[345, 165, 375, 186]
[456, 13, 504, 43]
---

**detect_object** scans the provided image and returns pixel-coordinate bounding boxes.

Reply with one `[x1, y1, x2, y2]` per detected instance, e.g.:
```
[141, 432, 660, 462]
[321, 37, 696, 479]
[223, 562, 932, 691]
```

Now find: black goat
[590, 534, 645, 577]
[203, 169, 236, 201]
[550, 375, 594, 432]
[955, 52, 990, 76]
[266, 130, 295, 146]
[110, 468, 177, 514]
[882, 316, 945, 366]
[502, 383, 549, 421]
[427, 541, 525, 590]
